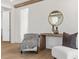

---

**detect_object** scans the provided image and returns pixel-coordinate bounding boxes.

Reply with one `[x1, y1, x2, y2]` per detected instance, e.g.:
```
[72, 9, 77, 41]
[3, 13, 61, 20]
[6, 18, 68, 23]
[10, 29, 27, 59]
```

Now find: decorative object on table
[20, 33, 39, 54]
[48, 10, 63, 34]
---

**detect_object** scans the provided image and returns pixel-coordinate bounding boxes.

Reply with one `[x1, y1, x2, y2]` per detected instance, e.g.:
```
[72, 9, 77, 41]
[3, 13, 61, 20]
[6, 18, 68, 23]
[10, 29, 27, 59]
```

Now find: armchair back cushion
[22, 33, 39, 49]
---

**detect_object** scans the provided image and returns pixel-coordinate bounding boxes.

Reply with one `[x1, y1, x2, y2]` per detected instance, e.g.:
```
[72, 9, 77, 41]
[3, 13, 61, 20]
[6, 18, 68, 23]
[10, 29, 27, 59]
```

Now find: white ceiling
[1, 0, 30, 6]
[13, 0, 30, 5]
[1, 0, 30, 11]
[1, 0, 11, 5]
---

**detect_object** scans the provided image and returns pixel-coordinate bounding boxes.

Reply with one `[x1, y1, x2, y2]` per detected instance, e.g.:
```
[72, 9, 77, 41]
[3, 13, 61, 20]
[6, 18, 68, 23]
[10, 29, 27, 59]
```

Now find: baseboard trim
[1, 41, 10, 43]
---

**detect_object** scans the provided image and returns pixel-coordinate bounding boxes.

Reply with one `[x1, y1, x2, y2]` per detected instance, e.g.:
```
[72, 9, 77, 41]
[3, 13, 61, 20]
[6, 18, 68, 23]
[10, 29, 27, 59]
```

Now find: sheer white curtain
[20, 8, 29, 42]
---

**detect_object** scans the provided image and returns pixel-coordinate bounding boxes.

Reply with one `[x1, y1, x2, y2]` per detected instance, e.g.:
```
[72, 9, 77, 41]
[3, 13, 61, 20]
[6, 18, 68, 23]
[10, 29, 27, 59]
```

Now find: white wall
[28, 0, 78, 48]
[10, 0, 78, 45]
[29, 0, 78, 33]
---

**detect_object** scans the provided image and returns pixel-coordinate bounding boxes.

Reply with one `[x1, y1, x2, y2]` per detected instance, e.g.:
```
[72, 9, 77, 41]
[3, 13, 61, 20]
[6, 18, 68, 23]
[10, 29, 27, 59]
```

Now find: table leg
[40, 35, 46, 50]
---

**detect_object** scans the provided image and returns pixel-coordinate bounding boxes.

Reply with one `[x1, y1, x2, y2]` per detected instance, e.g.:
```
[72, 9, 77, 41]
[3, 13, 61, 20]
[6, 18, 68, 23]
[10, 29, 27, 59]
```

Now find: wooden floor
[1, 42, 54, 59]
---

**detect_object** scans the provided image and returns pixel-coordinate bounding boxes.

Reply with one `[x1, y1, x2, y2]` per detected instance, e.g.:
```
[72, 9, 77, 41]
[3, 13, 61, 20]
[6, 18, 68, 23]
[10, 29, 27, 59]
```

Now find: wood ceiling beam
[14, 0, 43, 8]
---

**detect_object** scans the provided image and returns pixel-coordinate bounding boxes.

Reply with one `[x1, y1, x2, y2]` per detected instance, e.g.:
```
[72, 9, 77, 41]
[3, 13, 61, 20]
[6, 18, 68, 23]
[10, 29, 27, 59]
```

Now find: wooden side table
[39, 33, 63, 50]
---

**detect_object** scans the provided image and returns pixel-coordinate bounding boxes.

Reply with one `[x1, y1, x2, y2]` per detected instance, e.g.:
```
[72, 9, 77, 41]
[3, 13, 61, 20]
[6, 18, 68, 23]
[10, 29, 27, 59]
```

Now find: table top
[40, 33, 63, 37]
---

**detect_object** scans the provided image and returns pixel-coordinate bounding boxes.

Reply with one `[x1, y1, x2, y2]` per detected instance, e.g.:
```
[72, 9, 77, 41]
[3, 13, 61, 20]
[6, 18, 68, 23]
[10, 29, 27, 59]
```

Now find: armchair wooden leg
[35, 51, 38, 54]
[21, 51, 23, 54]
[54, 57, 56, 59]
[35, 47, 38, 54]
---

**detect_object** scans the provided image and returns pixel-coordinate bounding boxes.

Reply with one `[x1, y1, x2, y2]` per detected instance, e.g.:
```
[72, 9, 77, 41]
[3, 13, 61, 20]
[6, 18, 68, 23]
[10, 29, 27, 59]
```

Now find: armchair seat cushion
[21, 47, 37, 51]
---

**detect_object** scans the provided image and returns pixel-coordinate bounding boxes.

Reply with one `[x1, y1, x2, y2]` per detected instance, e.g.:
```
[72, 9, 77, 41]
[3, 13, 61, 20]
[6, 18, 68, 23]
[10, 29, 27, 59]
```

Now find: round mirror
[48, 10, 63, 34]
[48, 10, 63, 26]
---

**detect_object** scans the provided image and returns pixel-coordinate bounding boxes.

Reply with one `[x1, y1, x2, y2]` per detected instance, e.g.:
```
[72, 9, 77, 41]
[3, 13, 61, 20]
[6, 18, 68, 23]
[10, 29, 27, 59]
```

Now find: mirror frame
[48, 10, 64, 26]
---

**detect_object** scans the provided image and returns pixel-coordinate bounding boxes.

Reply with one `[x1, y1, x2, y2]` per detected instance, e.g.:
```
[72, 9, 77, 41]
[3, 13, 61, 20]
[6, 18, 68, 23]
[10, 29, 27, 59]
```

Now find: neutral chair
[20, 33, 39, 54]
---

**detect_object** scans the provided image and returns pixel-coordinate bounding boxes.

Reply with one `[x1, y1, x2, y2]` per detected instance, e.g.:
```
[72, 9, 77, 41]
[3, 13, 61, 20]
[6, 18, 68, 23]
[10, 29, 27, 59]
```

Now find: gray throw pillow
[63, 32, 78, 49]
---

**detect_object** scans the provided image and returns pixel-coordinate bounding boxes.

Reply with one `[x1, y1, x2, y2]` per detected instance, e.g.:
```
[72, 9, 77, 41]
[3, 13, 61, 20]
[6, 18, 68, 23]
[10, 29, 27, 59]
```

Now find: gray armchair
[21, 33, 39, 54]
